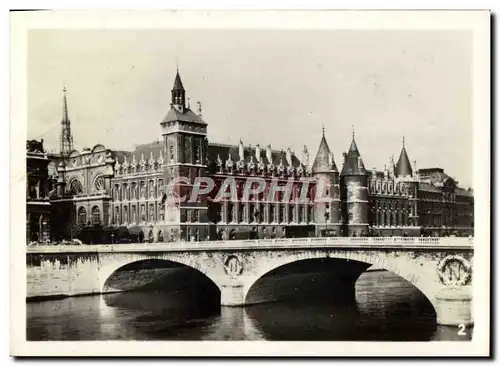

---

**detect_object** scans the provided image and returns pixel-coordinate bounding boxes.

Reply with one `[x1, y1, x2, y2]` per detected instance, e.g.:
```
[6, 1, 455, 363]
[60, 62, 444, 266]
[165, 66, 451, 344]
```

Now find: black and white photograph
[10, 10, 490, 357]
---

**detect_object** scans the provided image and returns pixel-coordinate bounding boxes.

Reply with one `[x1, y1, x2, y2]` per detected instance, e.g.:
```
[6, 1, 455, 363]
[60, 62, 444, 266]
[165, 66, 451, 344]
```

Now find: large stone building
[30, 71, 474, 243]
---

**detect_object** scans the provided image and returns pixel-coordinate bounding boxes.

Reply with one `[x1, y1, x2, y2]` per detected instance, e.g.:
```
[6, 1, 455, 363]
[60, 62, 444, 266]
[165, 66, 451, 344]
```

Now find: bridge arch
[98, 253, 221, 294]
[243, 251, 438, 309]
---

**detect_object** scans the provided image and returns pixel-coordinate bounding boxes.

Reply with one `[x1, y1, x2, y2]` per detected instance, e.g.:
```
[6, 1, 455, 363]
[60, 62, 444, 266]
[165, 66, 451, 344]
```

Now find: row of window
[370, 210, 413, 227]
[368, 181, 413, 196]
[218, 203, 314, 224]
[113, 203, 164, 225]
[112, 179, 164, 201]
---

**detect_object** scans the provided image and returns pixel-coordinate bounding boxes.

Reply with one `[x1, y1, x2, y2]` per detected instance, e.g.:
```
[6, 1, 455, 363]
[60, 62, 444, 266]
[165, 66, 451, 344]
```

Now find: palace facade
[29, 70, 474, 243]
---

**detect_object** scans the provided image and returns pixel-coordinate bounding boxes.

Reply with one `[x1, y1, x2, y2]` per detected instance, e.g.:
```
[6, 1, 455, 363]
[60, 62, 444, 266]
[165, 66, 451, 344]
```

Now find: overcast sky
[28, 29, 472, 188]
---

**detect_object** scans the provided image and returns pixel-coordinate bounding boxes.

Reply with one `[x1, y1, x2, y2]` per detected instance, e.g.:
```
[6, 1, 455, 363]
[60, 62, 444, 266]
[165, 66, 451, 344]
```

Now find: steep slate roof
[161, 107, 206, 124]
[340, 138, 367, 176]
[395, 145, 413, 177]
[312, 135, 338, 173]
[207, 142, 302, 168]
[112, 141, 163, 165]
[418, 182, 442, 193]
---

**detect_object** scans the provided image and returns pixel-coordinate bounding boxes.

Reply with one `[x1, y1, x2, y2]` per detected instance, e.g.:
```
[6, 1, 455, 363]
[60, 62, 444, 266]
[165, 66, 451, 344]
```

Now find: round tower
[311, 128, 341, 237]
[340, 132, 369, 237]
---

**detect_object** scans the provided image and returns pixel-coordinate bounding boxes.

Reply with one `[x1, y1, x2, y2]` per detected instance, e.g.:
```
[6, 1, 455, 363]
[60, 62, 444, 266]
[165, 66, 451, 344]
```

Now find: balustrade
[27, 236, 473, 253]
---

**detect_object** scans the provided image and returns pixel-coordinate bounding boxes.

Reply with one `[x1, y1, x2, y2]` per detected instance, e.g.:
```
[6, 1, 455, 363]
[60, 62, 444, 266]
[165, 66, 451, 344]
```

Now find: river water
[26, 271, 472, 341]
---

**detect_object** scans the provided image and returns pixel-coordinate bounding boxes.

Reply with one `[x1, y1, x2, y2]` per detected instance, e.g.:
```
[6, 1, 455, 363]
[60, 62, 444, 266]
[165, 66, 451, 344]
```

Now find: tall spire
[60, 86, 73, 157]
[63, 85, 69, 122]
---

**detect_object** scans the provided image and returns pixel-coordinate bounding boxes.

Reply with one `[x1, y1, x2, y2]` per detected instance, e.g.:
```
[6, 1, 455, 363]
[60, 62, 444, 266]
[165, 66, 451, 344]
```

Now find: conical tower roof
[312, 129, 338, 173]
[395, 138, 413, 177]
[340, 132, 366, 176]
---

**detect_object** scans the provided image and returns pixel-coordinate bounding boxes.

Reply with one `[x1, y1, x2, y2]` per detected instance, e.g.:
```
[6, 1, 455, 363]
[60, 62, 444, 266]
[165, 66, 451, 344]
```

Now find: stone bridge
[26, 237, 474, 326]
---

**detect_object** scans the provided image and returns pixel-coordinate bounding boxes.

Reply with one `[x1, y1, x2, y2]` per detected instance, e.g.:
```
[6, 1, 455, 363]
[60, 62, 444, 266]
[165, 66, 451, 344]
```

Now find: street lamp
[324, 211, 330, 237]
[254, 210, 260, 239]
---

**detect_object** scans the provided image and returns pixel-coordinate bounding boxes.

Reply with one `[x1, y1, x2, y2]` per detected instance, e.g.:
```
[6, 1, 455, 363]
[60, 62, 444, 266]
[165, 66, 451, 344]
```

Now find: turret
[340, 127, 369, 237]
[395, 137, 413, 179]
[312, 127, 340, 236]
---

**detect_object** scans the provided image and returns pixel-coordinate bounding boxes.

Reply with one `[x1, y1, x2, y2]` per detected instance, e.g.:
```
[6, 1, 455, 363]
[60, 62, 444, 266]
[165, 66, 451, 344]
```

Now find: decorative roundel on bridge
[437, 255, 472, 286]
[224, 255, 243, 276]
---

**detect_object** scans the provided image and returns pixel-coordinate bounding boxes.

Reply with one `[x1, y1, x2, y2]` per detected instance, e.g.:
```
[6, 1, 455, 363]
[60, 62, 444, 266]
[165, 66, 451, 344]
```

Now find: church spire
[63, 85, 69, 122]
[60, 86, 73, 157]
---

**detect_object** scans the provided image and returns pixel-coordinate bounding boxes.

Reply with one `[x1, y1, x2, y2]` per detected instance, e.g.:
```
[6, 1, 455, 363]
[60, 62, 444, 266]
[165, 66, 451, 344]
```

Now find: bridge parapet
[27, 236, 473, 253]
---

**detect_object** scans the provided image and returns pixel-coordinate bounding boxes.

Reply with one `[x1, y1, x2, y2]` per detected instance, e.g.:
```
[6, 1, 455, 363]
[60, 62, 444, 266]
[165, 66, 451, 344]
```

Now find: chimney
[286, 147, 292, 165]
[197, 101, 202, 116]
[302, 145, 309, 167]
[255, 144, 261, 162]
[239, 139, 244, 161]
[266, 145, 272, 162]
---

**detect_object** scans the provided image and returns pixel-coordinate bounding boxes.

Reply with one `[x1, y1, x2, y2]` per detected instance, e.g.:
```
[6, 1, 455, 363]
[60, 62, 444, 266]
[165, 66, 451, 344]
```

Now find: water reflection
[27, 271, 473, 341]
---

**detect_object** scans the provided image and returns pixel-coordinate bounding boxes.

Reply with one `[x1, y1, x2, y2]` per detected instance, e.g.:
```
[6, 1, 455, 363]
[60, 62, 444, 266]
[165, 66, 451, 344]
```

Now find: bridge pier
[220, 283, 245, 306]
[435, 286, 473, 326]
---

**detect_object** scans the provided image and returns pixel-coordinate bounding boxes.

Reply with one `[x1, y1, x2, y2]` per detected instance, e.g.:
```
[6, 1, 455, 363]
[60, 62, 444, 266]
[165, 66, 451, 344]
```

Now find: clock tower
[160, 70, 210, 242]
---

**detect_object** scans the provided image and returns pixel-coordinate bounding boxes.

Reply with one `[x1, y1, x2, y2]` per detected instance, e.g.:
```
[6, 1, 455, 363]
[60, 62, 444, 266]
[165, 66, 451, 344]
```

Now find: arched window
[123, 206, 128, 223]
[149, 204, 155, 222]
[140, 204, 146, 221]
[69, 179, 83, 196]
[78, 207, 87, 226]
[149, 180, 155, 198]
[129, 183, 135, 200]
[91, 206, 101, 225]
[123, 184, 128, 200]
[131, 205, 137, 223]
[93, 175, 105, 192]
[115, 207, 120, 225]
[139, 181, 146, 198]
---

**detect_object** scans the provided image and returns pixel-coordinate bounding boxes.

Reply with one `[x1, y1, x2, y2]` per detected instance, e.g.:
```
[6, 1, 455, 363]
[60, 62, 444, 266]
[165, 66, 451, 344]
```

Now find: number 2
[458, 324, 467, 335]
